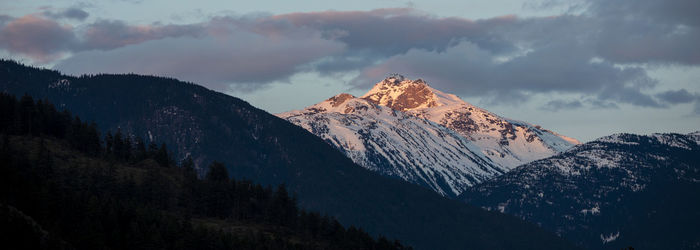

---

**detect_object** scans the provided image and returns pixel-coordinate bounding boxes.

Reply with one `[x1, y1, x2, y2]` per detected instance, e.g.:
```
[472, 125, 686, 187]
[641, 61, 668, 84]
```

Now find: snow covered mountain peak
[362, 76, 495, 114]
[278, 93, 504, 197]
[361, 76, 580, 167]
[277, 75, 581, 196]
[362, 76, 447, 112]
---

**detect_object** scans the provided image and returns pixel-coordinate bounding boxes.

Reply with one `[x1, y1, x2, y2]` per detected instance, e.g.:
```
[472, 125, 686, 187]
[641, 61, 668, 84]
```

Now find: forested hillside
[0, 93, 409, 250]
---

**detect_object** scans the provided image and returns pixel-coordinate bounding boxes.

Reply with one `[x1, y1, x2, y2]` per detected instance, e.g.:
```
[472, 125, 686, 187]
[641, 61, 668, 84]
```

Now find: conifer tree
[155, 143, 170, 167]
[104, 131, 114, 156]
[181, 156, 197, 180]
[205, 161, 228, 183]
[134, 137, 147, 161]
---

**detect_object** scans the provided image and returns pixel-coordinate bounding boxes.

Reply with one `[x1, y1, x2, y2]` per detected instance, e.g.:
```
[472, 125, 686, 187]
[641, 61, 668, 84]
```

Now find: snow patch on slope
[600, 232, 620, 244]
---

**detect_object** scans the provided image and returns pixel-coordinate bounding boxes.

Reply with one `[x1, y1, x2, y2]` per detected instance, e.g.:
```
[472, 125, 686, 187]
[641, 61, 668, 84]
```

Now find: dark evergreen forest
[0, 93, 410, 250]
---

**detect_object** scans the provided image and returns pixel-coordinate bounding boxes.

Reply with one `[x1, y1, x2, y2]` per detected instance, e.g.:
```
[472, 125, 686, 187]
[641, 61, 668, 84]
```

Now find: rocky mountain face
[0, 60, 578, 250]
[278, 75, 579, 197]
[459, 132, 700, 249]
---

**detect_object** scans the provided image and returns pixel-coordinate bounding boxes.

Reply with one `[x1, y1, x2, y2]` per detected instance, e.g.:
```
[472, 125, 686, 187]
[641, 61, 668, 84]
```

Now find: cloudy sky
[1, 0, 699, 141]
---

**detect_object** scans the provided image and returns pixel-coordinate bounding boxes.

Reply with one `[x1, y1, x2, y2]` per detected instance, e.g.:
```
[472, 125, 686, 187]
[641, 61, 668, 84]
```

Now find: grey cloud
[654, 89, 700, 116]
[55, 31, 345, 91]
[350, 41, 661, 107]
[312, 52, 380, 76]
[541, 100, 583, 111]
[588, 0, 700, 27]
[62, 7, 89, 20]
[81, 20, 205, 50]
[265, 9, 517, 57]
[530, 0, 700, 65]
[3, 9, 520, 89]
[453, 1, 700, 66]
[0, 15, 12, 25]
[597, 83, 663, 108]
[587, 99, 619, 109]
[248, 6, 697, 106]
[592, 18, 700, 65]
[0, 13, 346, 88]
[1, 5, 699, 103]
[656, 89, 697, 104]
[43, 7, 90, 21]
[0, 14, 207, 61]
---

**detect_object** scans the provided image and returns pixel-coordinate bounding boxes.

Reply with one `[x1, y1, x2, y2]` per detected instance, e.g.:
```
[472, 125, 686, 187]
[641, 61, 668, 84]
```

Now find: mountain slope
[279, 94, 503, 197]
[279, 75, 578, 197]
[0, 60, 577, 250]
[0, 96, 409, 249]
[459, 132, 700, 249]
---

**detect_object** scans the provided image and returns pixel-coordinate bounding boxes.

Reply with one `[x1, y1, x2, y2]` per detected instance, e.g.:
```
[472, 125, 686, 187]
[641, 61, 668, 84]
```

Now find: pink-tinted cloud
[0, 15, 77, 62]
[266, 8, 511, 55]
[0, 14, 207, 61]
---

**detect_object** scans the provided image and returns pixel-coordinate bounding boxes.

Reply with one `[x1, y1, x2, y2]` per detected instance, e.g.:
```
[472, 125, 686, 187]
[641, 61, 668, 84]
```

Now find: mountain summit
[362, 75, 442, 111]
[280, 91, 502, 197]
[362, 76, 579, 167]
[279, 76, 579, 197]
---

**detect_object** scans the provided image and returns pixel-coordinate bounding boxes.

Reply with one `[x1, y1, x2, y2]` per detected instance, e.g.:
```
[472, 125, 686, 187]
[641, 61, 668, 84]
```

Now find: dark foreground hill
[0, 93, 410, 250]
[0, 60, 576, 249]
[460, 133, 700, 249]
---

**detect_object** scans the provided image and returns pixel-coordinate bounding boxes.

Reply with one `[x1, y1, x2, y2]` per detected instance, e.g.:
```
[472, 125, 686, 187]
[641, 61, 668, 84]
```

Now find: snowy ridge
[277, 75, 579, 197]
[597, 132, 700, 150]
[279, 93, 504, 197]
[461, 132, 700, 248]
